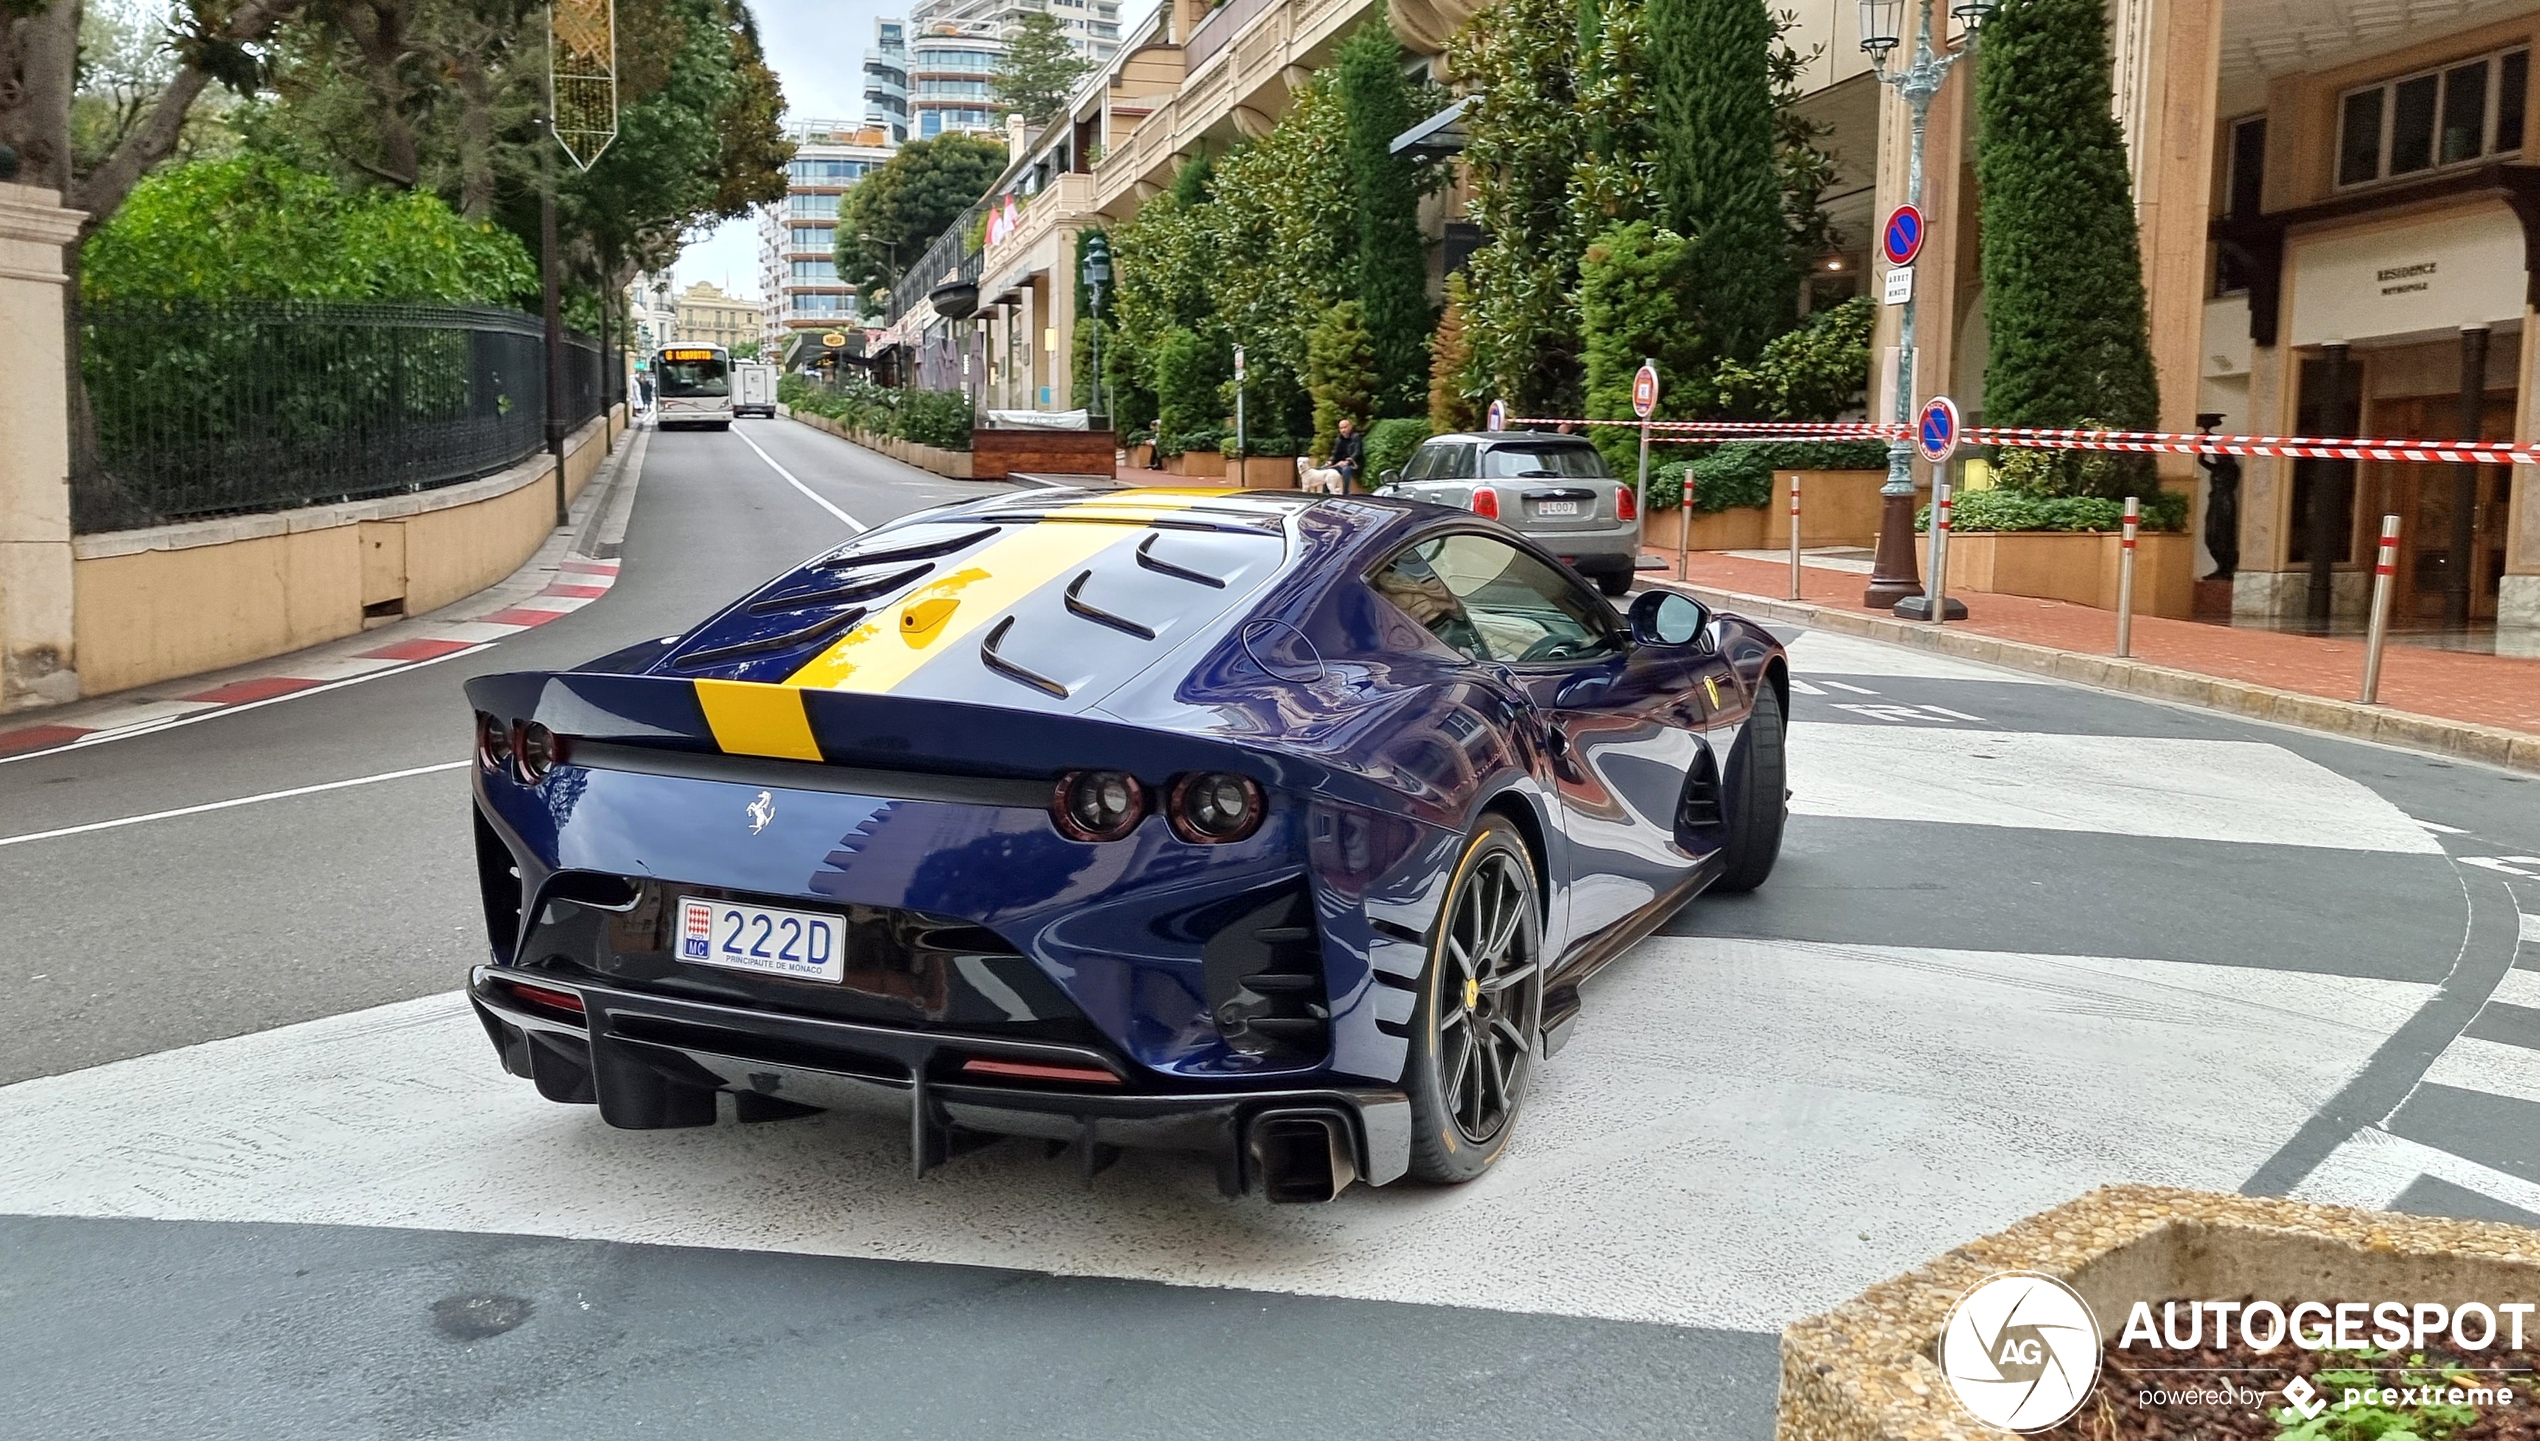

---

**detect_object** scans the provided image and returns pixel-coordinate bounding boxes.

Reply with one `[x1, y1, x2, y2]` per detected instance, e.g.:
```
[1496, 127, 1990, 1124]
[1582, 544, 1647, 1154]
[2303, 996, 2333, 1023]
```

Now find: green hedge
[780, 373, 974, 451]
[1643, 439, 1889, 512]
[1218, 433, 1307, 457]
[1915, 488, 2188, 533]
[1362, 417, 1431, 482]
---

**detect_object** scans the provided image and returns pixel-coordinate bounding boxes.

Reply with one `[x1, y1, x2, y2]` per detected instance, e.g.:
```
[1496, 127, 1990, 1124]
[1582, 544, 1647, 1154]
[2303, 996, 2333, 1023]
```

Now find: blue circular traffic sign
[1917, 396, 1960, 463]
[1485, 399, 1507, 432]
[1883, 205, 1925, 268]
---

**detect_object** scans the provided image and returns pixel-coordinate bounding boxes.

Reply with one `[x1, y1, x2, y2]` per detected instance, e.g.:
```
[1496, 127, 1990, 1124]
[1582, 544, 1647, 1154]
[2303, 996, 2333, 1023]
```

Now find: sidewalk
[1657, 548, 2540, 773]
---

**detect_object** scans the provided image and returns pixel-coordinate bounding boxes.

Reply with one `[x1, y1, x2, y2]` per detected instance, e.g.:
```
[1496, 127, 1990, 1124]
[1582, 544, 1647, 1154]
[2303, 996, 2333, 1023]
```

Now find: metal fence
[74, 300, 618, 534]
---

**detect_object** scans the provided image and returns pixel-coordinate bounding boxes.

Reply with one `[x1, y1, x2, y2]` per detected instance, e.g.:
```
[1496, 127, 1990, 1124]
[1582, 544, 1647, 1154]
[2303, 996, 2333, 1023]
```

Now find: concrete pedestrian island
[1777, 1185, 2540, 1440]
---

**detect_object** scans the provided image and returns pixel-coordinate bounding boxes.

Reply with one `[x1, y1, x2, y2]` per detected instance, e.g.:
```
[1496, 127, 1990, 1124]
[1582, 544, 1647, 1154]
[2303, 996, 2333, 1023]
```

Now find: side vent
[1203, 889, 1330, 1064]
[473, 810, 525, 962]
[1677, 746, 1724, 833]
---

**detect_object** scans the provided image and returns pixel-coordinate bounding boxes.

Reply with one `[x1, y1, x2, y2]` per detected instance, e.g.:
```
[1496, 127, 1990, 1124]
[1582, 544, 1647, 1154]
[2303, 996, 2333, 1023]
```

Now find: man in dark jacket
[1329, 417, 1365, 491]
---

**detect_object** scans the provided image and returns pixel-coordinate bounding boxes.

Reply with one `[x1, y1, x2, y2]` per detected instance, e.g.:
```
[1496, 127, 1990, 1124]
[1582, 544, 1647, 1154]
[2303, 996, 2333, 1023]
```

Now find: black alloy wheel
[1406, 816, 1544, 1183]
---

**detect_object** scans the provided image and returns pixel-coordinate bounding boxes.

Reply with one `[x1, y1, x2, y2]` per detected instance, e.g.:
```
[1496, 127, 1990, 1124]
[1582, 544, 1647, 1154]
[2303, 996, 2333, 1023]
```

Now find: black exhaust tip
[1248, 1110, 1360, 1203]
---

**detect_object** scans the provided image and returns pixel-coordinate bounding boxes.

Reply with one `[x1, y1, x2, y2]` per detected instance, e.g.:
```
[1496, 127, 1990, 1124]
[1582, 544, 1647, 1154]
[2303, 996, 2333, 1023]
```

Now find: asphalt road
[2, 417, 2536, 1440]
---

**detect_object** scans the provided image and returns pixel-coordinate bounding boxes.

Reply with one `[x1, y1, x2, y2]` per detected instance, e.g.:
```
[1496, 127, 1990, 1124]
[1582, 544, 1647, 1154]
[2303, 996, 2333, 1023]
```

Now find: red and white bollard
[2115, 495, 2140, 658]
[1787, 473, 1804, 600]
[2360, 513, 2402, 704]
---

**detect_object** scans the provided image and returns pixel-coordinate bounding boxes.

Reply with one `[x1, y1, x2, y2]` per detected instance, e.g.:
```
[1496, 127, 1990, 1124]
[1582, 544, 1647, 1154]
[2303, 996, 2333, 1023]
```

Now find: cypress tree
[1337, 10, 1431, 417]
[1646, 0, 1789, 367]
[1974, 0, 2159, 436]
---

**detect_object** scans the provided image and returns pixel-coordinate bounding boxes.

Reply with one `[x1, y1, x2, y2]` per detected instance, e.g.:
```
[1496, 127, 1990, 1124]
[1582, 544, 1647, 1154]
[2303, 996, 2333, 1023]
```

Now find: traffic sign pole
[1632, 360, 1659, 562]
[1895, 396, 1968, 622]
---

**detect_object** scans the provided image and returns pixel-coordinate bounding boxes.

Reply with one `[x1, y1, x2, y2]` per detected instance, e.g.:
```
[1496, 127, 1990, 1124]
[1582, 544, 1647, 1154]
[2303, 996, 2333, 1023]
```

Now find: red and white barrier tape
[1499, 413, 2540, 463]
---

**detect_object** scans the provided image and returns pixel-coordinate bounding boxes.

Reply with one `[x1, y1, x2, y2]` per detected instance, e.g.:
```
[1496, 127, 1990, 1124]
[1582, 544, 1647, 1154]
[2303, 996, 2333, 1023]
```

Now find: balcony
[981, 173, 1098, 290]
[1088, 0, 1483, 217]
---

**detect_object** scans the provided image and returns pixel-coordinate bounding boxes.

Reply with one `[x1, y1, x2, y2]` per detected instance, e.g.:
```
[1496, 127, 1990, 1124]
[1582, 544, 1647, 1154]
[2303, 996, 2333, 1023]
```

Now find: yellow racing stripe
[693, 678, 824, 760]
[779, 490, 1225, 693]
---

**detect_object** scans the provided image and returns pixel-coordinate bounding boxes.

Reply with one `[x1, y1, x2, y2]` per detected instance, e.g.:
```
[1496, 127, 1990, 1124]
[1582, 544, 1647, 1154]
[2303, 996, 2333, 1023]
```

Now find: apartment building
[753, 119, 895, 353]
[673, 281, 758, 351]
[862, 0, 1127, 145]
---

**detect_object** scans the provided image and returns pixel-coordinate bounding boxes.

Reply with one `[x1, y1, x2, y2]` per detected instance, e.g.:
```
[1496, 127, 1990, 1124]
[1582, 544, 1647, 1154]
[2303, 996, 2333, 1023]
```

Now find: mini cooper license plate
[678, 898, 846, 983]
[1534, 499, 1582, 516]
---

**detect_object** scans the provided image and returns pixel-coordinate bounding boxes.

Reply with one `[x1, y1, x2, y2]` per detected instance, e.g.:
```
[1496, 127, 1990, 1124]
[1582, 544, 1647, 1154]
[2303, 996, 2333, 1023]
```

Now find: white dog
[1295, 456, 1347, 494]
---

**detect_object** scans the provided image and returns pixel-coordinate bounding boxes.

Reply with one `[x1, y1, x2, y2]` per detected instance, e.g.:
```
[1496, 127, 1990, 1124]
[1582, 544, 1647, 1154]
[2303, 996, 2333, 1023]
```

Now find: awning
[1391, 96, 1472, 160]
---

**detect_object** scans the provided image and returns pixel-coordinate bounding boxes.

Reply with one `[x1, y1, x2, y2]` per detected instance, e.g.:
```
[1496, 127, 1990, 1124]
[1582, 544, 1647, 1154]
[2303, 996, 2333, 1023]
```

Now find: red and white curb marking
[0, 557, 621, 762]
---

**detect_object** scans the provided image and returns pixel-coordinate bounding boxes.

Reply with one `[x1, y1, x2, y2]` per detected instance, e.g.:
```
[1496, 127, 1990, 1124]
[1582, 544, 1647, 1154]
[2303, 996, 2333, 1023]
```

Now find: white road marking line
[1786, 630, 2046, 684]
[2417, 818, 2470, 834]
[0, 940, 2428, 1331]
[2493, 963, 2540, 1010]
[1786, 677, 1827, 696]
[1818, 679, 1881, 695]
[735, 427, 867, 532]
[1919, 705, 1989, 723]
[0, 761, 468, 848]
[2292, 1126, 2540, 1220]
[2522, 912, 2540, 945]
[2423, 1035, 2540, 1107]
[0, 645, 494, 769]
[1789, 723, 2447, 854]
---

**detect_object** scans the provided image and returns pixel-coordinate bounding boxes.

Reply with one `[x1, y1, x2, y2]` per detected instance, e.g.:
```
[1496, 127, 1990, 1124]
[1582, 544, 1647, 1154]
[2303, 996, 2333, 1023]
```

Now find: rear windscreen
[1481, 445, 1609, 479]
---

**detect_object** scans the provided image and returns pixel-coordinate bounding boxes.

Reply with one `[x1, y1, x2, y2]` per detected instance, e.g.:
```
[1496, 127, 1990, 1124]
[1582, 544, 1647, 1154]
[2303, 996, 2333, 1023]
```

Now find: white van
[733, 362, 778, 419]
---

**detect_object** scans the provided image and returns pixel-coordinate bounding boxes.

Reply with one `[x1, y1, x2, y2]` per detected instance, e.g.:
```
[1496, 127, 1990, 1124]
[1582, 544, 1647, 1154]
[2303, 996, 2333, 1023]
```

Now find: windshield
[657, 355, 729, 397]
[1481, 444, 1609, 479]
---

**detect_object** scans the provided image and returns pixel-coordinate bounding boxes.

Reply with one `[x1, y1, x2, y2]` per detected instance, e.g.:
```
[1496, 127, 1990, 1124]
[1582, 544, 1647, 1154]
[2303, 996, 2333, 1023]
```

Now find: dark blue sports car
[464, 487, 1788, 1201]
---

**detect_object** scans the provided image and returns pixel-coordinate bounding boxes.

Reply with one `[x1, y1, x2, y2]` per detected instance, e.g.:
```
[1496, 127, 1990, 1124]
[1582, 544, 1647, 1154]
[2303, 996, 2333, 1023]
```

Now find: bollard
[1922, 478, 1953, 625]
[1787, 473, 1803, 601]
[2114, 495, 2140, 658]
[1678, 467, 1691, 581]
[2360, 513, 2402, 704]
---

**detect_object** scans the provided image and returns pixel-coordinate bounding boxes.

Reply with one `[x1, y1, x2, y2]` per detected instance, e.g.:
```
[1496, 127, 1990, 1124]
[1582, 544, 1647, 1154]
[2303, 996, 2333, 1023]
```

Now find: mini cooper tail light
[515, 722, 567, 782]
[1052, 769, 1145, 842]
[1168, 771, 1265, 844]
[1469, 486, 1501, 520]
[1615, 486, 1638, 521]
[477, 712, 513, 772]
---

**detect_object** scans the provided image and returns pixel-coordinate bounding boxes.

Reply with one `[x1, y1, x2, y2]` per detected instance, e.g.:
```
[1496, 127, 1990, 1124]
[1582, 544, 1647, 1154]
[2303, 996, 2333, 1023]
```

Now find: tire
[1715, 679, 1787, 893]
[713, 421, 732, 431]
[1595, 567, 1632, 597]
[1405, 815, 1545, 1184]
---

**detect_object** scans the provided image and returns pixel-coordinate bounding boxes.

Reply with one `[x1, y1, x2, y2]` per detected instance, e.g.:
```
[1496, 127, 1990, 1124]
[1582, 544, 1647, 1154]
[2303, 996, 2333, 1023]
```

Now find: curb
[0, 424, 649, 763]
[1665, 578, 2540, 776]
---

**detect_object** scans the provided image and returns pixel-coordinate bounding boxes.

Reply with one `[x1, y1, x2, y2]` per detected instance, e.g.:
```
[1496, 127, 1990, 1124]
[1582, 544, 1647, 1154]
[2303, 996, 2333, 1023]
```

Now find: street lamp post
[1858, 0, 1994, 610]
[1081, 233, 1111, 429]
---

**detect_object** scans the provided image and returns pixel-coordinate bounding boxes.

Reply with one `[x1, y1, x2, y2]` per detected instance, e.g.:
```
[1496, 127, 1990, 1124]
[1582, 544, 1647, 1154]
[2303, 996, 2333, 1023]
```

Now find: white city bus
[652, 344, 733, 431]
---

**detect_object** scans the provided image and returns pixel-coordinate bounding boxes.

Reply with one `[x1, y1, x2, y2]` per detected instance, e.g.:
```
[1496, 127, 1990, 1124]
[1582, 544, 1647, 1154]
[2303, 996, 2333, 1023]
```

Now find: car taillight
[1052, 769, 1146, 841]
[1616, 486, 1638, 521]
[503, 979, 584, 1014]
[516, 722, 567, 782]
[1470, 487, 1501, 519]
[477, 712, 512, 772]
[1167, 771, 1264, 844]
[960, 1057, 1121, 1087]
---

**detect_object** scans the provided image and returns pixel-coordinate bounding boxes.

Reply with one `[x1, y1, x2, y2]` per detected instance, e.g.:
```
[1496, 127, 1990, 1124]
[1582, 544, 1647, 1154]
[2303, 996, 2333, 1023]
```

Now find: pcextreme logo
[1938, 1271, 2104, 1431]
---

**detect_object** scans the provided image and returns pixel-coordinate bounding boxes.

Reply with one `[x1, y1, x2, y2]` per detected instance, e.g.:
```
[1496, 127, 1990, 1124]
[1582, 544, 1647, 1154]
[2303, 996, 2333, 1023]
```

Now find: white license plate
[1534, 500, 1582, 516]
[678, 897, 845, 982]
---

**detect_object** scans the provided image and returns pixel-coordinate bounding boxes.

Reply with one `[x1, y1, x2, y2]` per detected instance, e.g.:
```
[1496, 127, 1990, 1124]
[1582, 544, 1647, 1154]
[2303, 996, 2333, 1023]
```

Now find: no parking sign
[1917, 396, 1960, 464]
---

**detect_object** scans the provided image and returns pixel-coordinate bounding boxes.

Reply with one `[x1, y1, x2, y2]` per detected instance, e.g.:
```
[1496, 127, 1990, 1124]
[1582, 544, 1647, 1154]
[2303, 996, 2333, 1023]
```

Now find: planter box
[1161, 450, 1226, 480]
[973, 427, 1117, 481]
[1641, 470, 1912, 554]
[1945, 529, 2195, 619]
[1225, 454, 1304, 489]
[1781, 1185, 2540, 1440]
[786, 412, 975, 480]
[1125, 442, 1155, 469]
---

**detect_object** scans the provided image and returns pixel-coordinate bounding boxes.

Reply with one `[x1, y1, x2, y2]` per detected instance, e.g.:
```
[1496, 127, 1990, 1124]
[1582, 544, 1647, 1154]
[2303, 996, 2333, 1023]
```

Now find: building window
[2337, 46, 2527, 187]
[917, 78, 992, 98]
[788, 158, 868, 184]
[792, 293, 846, 315]
[788, 193, 840, 218]
[919, 111, 943, 138]
[792, 258, 838, 280]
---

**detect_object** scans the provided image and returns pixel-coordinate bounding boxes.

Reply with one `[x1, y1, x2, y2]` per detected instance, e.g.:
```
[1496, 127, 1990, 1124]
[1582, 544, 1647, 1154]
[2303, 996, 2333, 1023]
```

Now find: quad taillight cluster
[1050, 769, 1265, 845]
[476, 711, 569, 783]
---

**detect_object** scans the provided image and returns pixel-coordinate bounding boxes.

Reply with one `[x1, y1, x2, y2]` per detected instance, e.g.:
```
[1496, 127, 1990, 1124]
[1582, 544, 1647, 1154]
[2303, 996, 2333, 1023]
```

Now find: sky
[669, 0, 1159, 300]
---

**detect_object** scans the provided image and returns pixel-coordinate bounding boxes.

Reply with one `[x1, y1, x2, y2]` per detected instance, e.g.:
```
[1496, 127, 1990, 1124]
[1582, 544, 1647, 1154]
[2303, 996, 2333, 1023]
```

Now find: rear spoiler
[464, 670, 1332, 794]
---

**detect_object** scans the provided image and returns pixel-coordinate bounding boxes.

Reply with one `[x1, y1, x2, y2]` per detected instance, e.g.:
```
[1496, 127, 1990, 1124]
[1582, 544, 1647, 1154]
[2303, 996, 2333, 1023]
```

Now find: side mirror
[1627, 590, 1710, 647]
[1379, 467, 1403, 487]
